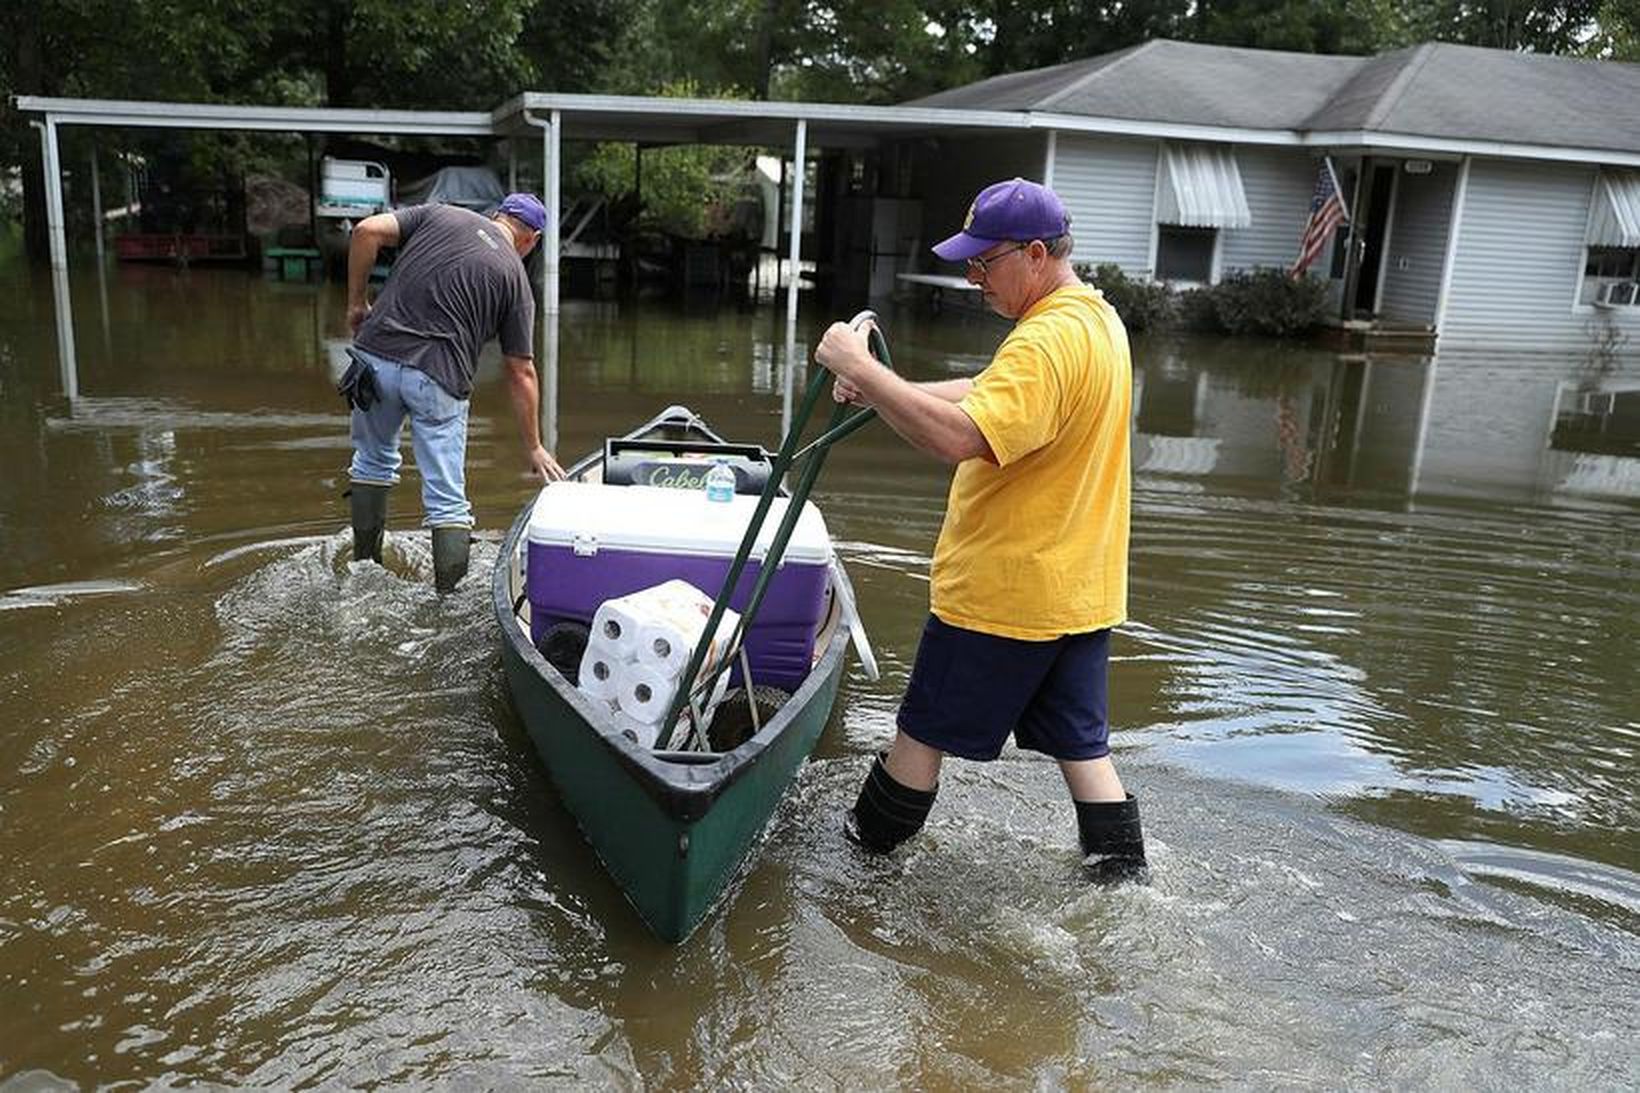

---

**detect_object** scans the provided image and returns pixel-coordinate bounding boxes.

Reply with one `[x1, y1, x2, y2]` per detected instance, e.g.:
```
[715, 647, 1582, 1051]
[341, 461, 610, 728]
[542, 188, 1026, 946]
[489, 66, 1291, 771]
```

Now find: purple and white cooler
[526, 482, 834, 691]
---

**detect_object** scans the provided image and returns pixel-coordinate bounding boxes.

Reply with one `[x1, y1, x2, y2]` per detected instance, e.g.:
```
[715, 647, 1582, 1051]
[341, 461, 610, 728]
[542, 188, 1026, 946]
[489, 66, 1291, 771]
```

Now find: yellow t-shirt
[930, 284, 1132, 640]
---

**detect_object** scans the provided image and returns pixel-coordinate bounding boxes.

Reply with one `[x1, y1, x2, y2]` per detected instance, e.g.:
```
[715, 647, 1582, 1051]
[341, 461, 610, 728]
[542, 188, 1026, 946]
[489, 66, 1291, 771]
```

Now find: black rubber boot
[1075, 794, 1149, 884]
[431, 526, 471, 593]
[844, 753, 938, 854]
[349, 483, 390, 564]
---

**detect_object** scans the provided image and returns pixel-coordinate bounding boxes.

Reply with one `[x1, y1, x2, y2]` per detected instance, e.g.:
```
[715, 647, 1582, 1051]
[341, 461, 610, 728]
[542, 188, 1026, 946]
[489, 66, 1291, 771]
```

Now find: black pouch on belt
[337, 348, 379, 412]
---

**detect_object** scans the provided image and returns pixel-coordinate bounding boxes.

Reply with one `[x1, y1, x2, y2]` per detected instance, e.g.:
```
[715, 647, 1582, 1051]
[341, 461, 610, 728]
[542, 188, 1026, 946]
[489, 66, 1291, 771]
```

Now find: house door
[1354, 164, 1397, 316]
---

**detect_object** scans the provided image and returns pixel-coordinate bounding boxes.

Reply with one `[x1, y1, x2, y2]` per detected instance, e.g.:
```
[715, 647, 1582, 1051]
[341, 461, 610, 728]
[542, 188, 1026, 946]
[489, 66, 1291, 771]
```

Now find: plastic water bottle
[704, 461, 736, 505]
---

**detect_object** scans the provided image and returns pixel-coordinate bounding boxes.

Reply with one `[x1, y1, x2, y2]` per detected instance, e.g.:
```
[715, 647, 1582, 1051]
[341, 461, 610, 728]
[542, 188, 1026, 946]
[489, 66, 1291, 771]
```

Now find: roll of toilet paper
[589, 599, 644, 661]
[635, 606, 741, 676]
[613, 668, 734, 749]
[612, 709, 660, 749]
[619, 662, 679, 724]
[577, 645, 626, 702]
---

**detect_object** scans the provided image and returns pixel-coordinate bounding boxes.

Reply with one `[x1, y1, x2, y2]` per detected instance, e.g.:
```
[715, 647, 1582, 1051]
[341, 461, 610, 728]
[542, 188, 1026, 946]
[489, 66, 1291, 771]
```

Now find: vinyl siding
[1050, 134, 1159, 272]
[1441, 159, 1640, 353]
[1379, 165, 1454, 326]
[1218, 147, 1315, 273]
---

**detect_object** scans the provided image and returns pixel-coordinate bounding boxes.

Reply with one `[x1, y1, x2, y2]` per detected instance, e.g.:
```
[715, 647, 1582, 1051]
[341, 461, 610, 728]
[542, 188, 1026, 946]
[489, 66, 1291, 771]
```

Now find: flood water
[2, 260, 1637, 1087]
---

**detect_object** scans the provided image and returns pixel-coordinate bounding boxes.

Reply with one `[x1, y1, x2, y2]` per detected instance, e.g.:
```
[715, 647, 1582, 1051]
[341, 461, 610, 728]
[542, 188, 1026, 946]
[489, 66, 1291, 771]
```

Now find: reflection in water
[1548, 381, 1640, 497]
[1, 264, 1636, 1086]
[1550, 382, 1640, 459]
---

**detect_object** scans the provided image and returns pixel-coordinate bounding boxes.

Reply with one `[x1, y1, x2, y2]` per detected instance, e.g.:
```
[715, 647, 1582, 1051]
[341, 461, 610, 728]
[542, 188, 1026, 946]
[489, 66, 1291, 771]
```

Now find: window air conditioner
[1594, 281, 1640, 308]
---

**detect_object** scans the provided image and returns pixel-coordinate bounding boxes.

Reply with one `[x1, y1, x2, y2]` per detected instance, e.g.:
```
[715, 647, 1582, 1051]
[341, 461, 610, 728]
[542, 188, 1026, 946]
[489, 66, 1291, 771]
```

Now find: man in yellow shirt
[813, 178, 1146, 882]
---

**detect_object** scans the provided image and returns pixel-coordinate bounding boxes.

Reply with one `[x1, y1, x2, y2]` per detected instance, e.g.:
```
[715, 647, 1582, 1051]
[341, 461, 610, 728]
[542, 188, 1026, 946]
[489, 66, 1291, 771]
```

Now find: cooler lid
[526, 482, 834, 565]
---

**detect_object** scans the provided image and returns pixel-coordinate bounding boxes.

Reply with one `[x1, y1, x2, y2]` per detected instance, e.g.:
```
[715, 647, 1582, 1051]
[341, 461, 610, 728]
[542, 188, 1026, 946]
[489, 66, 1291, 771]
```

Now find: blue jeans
[347, 348, 473, 528]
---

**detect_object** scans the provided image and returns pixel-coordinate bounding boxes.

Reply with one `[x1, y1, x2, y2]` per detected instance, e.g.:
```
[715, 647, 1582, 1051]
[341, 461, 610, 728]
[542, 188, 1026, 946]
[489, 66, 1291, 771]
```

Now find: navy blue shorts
[896, 614, 1112, 762]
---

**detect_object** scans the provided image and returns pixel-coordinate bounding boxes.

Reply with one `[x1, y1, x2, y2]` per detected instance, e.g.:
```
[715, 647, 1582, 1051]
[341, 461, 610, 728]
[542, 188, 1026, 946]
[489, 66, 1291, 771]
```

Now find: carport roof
[15, 93, 1029, 148]
[489, 92, 1025, 146]
[12, 96, 497, 136]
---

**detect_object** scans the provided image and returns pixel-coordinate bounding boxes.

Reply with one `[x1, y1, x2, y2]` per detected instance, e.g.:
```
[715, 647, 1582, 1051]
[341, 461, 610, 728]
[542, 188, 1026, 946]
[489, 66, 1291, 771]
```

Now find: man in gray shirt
[341, 193, 565, 592]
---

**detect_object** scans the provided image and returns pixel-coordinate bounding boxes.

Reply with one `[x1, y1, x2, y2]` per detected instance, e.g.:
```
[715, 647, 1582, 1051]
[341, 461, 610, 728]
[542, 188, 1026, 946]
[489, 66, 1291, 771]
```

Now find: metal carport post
[782, 119, 807, 435]
[17, 96, 499, 406]
[34, 114, 78, 399]
[520, 108, 562, 454]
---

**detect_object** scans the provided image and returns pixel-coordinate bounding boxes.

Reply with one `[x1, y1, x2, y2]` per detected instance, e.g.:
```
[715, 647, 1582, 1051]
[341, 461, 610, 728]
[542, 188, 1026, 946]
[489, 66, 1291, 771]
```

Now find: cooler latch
[572, 533, 598, 557]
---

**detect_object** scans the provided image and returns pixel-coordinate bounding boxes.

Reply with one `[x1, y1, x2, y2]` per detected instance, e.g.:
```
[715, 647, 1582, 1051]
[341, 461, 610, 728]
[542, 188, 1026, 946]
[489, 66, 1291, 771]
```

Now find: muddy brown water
[1, 261, 1636, 1087]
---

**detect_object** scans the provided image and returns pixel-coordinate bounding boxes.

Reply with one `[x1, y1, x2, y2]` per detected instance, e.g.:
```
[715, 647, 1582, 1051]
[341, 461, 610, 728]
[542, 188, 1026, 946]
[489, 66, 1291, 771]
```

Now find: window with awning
[1588, 170, 1640, 248]
[1158, 145, 1251, 229]
[1581, 170, 1640, 306]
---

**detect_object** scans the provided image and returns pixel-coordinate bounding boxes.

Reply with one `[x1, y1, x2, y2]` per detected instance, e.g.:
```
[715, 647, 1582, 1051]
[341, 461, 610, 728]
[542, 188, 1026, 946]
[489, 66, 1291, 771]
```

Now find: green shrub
[572, 81, 753, 240]
[1076, 262, 1174, 331]
[1070, 262, 1329, 338]
[1173, 287, 1219, 332]
[1198, 268, 1328, 337]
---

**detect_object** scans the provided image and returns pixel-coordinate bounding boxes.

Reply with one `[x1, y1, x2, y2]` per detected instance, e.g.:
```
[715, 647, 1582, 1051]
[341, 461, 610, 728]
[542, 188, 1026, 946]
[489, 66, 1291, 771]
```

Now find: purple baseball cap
[496, 192, 547, 232]
[932, 178, 1070, 262]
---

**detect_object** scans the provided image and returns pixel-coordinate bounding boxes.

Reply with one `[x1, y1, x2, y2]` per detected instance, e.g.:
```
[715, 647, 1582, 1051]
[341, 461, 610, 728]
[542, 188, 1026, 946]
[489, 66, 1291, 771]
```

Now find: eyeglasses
[966, 242, 1031, 278]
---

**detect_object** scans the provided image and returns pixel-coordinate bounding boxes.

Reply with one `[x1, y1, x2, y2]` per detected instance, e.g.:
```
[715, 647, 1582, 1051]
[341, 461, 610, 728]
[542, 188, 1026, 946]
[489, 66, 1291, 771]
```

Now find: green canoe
[492, 405, 854, 943]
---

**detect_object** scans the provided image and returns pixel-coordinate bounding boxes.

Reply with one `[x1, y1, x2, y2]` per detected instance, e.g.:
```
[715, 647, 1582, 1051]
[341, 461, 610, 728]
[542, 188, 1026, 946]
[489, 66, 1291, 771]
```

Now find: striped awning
[1588, 170, 1640, 247]
[1157, 144, 1251, 229]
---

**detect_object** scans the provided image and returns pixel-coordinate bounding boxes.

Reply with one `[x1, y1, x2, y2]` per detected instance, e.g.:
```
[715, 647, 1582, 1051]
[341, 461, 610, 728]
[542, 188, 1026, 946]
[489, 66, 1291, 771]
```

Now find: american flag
[1290, 158, 1349, 278]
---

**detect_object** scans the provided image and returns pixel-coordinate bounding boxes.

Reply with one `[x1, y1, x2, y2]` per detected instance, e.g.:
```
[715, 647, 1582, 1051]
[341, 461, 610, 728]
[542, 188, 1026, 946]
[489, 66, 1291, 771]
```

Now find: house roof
[907, 40, 1365, 130]
[1305, 42, 1640, 154]
[907, 39, 1640, 159]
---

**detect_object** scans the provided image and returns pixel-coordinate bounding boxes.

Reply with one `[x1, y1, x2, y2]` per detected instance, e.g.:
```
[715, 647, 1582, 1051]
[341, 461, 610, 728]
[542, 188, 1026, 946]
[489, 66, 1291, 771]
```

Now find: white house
[903, 40, 1640, 357]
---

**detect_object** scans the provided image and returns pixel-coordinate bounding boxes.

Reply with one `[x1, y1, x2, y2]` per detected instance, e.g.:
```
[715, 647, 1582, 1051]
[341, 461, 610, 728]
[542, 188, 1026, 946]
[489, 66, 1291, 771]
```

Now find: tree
[1591, 0, 1640, 57]
[0, 0, 634, 259]
[1, 0, 258, 259]
[1402, 1, 1604, 52]
[4, 0, 1630, 263]
[1186, 1, 1394, 54]
[978, 1, 1192, 75]
[573, 83, 754, 238]
[518, 0, 638, 94]
[770, 1, 987, 103]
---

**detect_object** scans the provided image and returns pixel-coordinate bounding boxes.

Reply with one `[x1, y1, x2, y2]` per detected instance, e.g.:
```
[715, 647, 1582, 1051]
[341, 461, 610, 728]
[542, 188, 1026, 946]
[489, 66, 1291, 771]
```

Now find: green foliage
[1073, 262, 1329, 338]
[574, 144, 751, 239]
[596, 0, 983, 104]
[1186, 0, 1397, 54]
[254, 0, 536, 108]
[572, 83, 755, 239]
[1403, 0, 1604, 52]
[1173, 287, 1222, 333]
[1591, 0, 1640, 57]
[770, 1, 986, 103]
[976, 1, 1201, 74]
[518, 0, 637, 93]
[1196, 268, 1330, 337]
[1, 0, 1633, 256]
[912, 1, 1610, 77]
[1077, 263, 1175, 332]
[0, 0, 637, 252]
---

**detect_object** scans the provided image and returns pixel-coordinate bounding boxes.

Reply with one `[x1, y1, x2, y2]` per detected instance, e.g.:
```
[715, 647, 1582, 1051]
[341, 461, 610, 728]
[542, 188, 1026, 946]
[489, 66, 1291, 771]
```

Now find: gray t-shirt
[354, 204, 535, 399]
